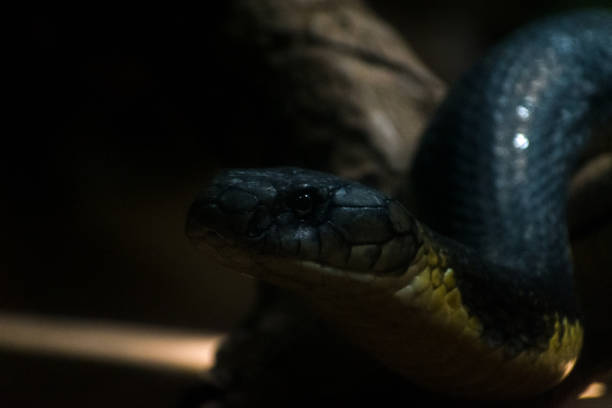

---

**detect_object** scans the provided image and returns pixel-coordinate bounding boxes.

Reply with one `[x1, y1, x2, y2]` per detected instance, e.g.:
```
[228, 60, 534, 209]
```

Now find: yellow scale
[388, 243, 584, 398]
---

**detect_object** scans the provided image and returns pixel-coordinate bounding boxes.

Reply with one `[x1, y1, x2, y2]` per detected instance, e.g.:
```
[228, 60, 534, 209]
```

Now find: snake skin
[412, 10, 612, 313]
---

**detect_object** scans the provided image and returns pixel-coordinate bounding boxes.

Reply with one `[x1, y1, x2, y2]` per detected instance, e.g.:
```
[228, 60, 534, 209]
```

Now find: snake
[186, 10, 612, 399]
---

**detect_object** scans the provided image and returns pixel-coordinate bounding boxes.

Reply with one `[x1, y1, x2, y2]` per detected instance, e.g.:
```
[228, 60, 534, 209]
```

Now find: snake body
[187, 10, 612, 399]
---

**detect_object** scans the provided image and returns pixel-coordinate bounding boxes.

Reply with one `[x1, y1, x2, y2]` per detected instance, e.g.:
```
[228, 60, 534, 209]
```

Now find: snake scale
[187, 10, 612, 400]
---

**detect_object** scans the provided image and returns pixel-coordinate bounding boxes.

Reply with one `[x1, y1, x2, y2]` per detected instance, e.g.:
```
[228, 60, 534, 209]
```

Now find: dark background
[3, 1, 610, 406]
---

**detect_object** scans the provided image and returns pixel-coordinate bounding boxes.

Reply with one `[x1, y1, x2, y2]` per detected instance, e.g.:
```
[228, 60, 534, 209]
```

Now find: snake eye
[288, 188, 319, 217]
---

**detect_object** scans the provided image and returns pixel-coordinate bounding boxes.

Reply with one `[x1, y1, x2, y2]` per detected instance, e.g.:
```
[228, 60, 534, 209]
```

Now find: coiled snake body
[187, 11, 612, 399]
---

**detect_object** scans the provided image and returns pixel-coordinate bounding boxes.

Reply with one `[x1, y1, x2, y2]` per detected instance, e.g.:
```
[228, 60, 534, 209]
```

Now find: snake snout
[186, 174, 264, 245]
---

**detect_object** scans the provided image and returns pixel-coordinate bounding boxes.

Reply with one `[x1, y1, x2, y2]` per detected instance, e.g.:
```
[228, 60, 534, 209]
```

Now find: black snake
[186, 10, 611, 399]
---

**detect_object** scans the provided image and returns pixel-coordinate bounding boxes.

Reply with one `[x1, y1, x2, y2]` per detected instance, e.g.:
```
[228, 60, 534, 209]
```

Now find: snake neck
[308, 227, 582, 399]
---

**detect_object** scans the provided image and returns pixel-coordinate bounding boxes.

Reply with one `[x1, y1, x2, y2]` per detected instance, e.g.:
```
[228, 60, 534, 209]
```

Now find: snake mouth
[187, 218, 417, 294]
[187, 226, 260, 272]
[187, 227, 226, 249]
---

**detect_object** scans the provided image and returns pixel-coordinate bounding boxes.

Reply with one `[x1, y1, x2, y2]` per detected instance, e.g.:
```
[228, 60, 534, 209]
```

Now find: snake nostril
[203, 229, 228, 249]
[206, 229, 221, 239]
[218, 188, 259, 212]
[247, 207, 272, 238]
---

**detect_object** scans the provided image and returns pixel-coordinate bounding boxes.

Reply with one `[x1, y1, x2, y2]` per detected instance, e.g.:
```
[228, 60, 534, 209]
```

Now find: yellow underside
[214, 235, 584, 399]
[387, 243, 584, 398]
[295, 242, 583, 399]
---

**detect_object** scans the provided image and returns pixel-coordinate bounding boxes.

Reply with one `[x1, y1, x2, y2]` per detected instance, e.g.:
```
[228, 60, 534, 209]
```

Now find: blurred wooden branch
[225, 0, 445, 195]
[0, 312, 224, 377]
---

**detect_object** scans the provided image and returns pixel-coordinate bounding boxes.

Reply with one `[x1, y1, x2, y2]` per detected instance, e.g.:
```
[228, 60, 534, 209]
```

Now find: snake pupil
[289, 189, 316, 216]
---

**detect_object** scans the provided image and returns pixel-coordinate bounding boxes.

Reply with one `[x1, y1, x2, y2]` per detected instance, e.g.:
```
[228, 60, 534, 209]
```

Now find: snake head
[187, 168, 421, 289]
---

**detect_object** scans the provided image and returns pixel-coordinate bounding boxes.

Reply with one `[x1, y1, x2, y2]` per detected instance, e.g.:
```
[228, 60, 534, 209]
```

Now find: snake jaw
[186, 225, 259, 273]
